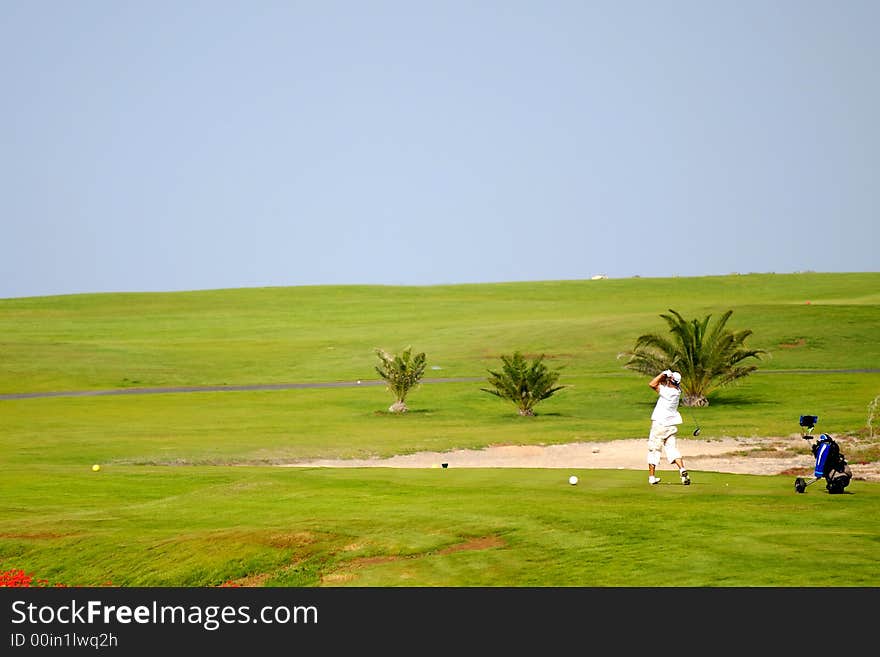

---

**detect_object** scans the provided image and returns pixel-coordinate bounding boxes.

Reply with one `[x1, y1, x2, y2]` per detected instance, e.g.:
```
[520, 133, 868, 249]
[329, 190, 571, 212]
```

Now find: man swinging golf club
[646, 370, 691, 485]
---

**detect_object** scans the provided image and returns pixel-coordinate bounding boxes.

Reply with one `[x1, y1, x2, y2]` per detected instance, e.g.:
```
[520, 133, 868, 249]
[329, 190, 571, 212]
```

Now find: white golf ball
[569, 475, 578, 486]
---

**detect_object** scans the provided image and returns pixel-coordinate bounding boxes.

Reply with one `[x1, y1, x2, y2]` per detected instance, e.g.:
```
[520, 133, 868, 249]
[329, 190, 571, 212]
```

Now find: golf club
[689, 399, 701, 436]
[671, 372, 700, 435]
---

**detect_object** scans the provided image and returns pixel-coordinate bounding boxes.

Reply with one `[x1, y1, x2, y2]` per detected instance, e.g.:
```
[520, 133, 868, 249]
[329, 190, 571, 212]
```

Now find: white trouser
[647, 422, 681, 466]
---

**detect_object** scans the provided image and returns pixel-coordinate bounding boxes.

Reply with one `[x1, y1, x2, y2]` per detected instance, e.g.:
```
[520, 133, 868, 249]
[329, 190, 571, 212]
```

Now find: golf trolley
[793, 415, 853, 494]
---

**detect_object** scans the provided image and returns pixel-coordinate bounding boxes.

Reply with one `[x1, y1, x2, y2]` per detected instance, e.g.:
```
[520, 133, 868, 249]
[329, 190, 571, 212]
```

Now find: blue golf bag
[794, 415, 853, 494]
[811, 433, 852, 494]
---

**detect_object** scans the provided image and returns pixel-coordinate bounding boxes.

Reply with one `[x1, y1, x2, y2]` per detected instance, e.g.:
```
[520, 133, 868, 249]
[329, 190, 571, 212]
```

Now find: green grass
[3, 373, 878, 467]
[1, 272, 878, 586]
[1, 465, 877, 587]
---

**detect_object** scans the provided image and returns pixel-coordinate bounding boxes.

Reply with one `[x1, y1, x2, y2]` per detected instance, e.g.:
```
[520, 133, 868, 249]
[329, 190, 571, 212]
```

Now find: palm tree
[375, 346, 427, 413]
[481, 352, 566, 416]
[618, 309, 766, 407]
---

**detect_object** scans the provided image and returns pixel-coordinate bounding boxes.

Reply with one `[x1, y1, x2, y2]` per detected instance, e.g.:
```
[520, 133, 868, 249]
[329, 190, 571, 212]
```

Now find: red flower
[0, 569, 34, 587]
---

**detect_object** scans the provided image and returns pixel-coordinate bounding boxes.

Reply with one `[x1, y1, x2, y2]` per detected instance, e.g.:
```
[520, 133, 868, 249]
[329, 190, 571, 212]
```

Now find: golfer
[646, 370, 690, 485]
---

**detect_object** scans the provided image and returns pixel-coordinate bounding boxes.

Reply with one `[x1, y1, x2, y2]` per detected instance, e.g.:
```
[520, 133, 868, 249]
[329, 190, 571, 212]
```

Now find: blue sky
[2, 0, 877, 299]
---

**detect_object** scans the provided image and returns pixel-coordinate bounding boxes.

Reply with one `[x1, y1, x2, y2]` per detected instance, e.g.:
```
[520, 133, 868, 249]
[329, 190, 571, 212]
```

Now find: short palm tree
[481, 352, 566, 416]
[375, 346, 427, 413]
[619, 309, 766, 407]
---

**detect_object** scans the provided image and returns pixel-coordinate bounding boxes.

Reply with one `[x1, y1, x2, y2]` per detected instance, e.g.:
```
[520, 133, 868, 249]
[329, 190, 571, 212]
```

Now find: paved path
[0, 377, 483, 400]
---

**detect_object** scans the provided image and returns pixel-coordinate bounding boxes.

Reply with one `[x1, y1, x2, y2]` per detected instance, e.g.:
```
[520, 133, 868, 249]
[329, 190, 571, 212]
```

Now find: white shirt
[651, 383, 682, 425]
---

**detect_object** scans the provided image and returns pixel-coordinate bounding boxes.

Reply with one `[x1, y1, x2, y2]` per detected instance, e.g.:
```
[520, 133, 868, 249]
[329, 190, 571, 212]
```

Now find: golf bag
[811, 434, 852, 494]
[794, 415, 853, 494]
[794, 433, 853, 494]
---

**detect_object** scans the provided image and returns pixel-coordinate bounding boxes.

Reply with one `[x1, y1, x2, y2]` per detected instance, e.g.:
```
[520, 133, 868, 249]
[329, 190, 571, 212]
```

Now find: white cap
[670, 371, 682, 384]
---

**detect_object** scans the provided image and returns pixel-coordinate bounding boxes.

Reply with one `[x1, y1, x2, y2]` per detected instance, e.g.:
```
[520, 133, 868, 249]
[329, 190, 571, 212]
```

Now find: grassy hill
[1, 272, 878, 586]
[2, 271, 878, 391]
